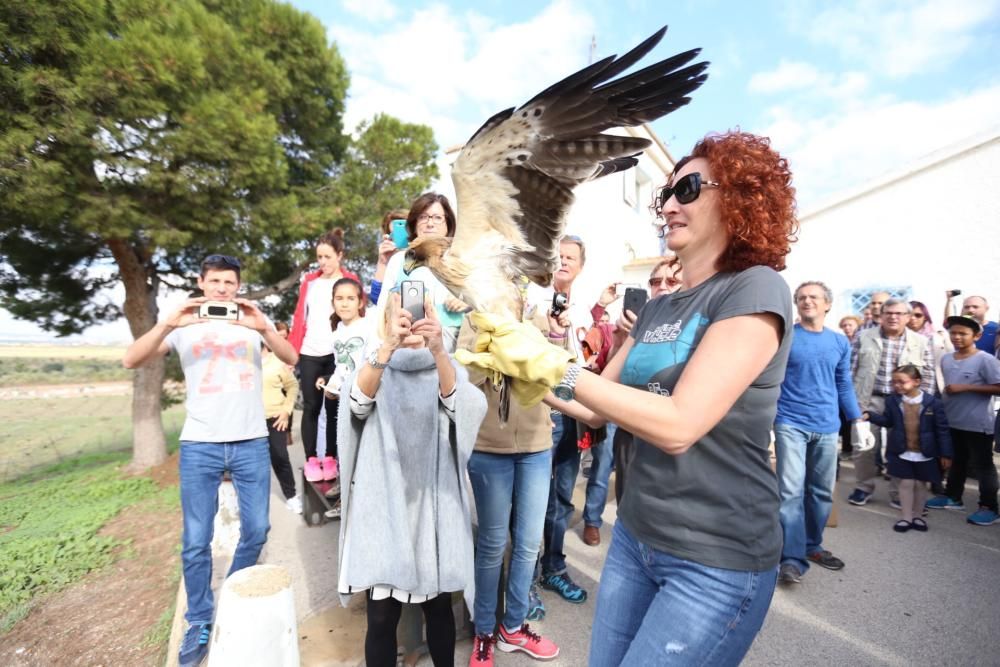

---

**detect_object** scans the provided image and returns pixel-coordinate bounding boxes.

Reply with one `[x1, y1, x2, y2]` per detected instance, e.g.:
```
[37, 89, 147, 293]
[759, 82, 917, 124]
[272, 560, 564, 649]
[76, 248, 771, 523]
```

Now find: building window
[622, 168, 636, 207]
[846, 286, 912, 315]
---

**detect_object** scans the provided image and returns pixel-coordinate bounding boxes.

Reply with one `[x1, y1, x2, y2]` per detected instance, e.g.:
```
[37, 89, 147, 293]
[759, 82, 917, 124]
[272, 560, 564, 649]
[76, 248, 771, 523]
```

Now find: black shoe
[778, 563, 802, 584]
[807, 550, 845, 570]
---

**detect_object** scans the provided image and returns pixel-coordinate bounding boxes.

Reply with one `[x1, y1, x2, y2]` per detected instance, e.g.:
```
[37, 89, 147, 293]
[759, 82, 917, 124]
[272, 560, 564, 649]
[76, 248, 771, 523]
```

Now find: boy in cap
[925, 316, 1000, 525]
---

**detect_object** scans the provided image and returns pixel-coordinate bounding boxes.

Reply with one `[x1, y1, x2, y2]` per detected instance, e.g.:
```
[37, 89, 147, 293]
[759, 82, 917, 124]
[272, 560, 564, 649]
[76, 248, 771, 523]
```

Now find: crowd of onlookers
[126, 129, 999, 667]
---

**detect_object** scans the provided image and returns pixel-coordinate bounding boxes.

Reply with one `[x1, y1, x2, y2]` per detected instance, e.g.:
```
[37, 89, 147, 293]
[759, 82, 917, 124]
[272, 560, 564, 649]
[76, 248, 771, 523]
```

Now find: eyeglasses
[417, 213, 446, 224]
[911, 313, 925, 319]
[648, 276, 678, 288]
[204, 254, 241, 269]
[655, 172, 719, 209]
[882, 311, 909, 318]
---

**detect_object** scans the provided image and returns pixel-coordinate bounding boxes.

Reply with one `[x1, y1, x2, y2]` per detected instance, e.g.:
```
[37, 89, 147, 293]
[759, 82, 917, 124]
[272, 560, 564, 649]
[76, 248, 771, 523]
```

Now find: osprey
[406, 26, 708, 413]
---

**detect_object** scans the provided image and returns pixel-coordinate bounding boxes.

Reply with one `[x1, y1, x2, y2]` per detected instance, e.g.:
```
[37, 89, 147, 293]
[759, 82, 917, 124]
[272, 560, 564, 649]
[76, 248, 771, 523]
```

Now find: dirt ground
[0, 453, 182, 667]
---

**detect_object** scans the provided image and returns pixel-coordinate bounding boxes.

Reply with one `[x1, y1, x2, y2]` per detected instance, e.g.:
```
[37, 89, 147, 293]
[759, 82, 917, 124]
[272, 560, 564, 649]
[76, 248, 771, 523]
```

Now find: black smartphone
[400, 280, 425, 321]
[624, 287, 648, 315]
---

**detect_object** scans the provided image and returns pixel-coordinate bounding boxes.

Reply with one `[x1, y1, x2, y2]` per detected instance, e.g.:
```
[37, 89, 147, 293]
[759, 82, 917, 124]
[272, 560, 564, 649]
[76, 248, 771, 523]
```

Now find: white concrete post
[208, 564, 299, 666]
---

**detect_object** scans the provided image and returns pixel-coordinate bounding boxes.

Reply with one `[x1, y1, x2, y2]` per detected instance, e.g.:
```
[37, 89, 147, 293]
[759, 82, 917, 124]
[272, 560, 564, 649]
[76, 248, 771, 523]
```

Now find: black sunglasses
[655, 172, 719, 209]
[204, 254, 241, 269]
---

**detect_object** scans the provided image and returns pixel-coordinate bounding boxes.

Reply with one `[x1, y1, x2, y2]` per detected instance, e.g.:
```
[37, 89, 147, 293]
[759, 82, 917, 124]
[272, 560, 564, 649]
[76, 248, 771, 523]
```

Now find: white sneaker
[285, 496, 303, 514]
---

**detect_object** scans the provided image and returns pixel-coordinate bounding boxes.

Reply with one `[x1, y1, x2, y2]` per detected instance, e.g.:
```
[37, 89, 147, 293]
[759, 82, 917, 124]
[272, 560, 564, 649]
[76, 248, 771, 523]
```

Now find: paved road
[263, 435, 1000, 666]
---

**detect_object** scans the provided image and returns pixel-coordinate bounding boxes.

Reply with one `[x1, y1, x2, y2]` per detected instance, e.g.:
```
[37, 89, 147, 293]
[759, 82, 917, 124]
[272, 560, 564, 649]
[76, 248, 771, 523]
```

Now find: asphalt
[257, 440, 1000, 667]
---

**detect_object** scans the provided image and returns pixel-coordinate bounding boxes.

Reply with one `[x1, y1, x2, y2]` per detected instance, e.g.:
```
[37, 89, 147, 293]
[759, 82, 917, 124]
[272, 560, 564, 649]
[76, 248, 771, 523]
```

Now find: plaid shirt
[851, 330, 936, 395]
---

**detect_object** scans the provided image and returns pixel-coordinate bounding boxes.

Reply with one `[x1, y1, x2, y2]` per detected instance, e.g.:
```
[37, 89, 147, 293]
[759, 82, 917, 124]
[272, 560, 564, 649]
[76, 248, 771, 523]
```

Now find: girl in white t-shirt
[317, 278, 374, 399]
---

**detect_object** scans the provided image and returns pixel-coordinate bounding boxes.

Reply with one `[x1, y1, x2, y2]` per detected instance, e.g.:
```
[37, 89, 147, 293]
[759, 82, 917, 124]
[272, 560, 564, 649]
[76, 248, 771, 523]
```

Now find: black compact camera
[198, 301, 240, 320]
[948, 289, 962, 297]
[551, 292, 569, 317]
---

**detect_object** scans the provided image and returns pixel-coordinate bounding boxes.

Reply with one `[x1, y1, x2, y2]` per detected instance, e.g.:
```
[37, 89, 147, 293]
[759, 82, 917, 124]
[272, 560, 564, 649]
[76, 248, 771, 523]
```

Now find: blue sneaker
[540, 572, 587, 604]
[525, 582, 546, 620]
[925, 496, 964, 511]
[967, 507, 1000, 526]
[178, 623, 212, 667]
[847, 489, 871, 506]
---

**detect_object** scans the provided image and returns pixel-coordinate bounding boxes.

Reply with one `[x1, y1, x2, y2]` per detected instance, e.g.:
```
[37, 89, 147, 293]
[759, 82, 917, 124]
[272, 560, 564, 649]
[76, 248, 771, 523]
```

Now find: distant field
[0, 344, 127, 359]
[0, 395, 184, 482]
[0, 345, 131, 387]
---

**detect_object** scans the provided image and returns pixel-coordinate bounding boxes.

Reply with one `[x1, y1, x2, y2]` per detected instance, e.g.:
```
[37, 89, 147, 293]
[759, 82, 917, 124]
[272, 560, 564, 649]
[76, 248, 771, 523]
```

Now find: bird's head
[404, 235, 451, 273]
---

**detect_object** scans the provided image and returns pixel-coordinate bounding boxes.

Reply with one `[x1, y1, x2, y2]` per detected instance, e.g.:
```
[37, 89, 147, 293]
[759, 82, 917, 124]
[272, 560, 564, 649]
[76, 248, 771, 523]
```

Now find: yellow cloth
[262, 353, 298, 418]
[454, 312, 574, 406]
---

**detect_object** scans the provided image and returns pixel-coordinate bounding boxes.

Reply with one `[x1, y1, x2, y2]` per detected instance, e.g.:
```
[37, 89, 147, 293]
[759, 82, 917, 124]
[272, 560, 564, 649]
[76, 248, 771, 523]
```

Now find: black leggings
[365, 594, 455, 667]
[266, 417, 296, 499]
[297, 353, 338, 460]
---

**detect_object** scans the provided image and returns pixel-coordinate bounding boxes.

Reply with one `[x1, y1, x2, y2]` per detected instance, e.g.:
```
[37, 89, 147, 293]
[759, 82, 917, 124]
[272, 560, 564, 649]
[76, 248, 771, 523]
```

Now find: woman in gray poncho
[337, 291, 486, 667]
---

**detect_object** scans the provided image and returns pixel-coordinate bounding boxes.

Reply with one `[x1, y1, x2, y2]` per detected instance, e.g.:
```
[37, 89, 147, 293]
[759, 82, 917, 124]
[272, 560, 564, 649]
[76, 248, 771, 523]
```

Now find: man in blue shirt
[944, 294, 998, 354]
[775, 281, 862, 584]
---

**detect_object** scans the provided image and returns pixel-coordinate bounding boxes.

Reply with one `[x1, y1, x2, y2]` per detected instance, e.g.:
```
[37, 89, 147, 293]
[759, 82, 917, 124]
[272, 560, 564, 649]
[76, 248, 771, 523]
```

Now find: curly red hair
[679, 131, 798, 272]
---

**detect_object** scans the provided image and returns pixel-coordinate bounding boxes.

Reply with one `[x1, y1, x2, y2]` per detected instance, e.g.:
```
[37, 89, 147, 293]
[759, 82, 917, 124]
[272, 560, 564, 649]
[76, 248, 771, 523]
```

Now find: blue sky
[4, 0, 999, 343]
[296, 0, 1000, 207]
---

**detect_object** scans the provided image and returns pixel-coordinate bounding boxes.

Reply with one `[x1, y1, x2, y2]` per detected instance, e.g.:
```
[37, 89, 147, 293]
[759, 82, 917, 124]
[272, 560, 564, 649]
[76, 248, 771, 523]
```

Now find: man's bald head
[869, 291, 891, 317]
[963, 296, 989, 324]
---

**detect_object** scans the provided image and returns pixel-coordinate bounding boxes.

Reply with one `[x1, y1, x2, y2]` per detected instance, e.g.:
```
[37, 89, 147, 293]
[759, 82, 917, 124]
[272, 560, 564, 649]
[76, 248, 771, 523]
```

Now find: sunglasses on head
[204, 254, 241, 269]
[655, 172, 719, 209]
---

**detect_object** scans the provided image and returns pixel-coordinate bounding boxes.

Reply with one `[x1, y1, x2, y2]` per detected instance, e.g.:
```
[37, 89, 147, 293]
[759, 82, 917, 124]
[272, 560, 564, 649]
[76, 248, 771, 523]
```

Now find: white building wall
[783, 130, 1000, 328]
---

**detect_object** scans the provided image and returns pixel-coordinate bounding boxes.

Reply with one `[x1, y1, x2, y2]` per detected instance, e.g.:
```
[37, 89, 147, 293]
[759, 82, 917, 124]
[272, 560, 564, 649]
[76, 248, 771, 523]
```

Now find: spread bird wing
[450, 26, 708, 286]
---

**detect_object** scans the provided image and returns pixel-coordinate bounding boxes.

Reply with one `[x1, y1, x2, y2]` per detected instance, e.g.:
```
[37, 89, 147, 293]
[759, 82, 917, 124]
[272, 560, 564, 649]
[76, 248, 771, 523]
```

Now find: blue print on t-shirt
[621, 313, 709, 386]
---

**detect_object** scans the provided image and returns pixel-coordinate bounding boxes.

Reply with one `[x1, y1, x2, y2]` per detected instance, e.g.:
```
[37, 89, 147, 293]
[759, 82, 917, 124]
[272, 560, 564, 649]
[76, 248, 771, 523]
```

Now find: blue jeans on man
[773, 424, 838, 574]
[541, 413, 579, 576]
[583, 423, 616, 530]
[590, 521, 777, 666]
[467, 448, 552, 635]
[179, 438, 271, 624]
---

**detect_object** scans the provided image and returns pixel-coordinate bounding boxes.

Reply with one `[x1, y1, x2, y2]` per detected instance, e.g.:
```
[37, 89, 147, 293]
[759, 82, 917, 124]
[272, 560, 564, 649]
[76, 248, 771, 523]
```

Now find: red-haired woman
[289, 229, 361, 479]
[467, 131, 798, 665]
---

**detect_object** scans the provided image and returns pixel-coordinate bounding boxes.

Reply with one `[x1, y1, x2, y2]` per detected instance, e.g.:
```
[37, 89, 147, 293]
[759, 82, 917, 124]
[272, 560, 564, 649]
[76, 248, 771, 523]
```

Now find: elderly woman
[464, 131, 798, 665]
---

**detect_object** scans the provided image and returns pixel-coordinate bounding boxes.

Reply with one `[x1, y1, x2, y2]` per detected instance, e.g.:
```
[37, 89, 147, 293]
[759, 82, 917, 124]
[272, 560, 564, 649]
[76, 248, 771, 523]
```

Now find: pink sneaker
[321, 456, 338, 481]
[496, 623, 558, 659]
[468, 633, 495, 666]
[304, 456, 322, 482]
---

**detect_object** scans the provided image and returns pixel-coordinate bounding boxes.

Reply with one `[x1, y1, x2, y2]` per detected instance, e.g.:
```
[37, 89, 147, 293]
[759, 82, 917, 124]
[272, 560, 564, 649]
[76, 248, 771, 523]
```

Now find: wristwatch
[367, 349, 389, 370]
[553, 363, 581, 401]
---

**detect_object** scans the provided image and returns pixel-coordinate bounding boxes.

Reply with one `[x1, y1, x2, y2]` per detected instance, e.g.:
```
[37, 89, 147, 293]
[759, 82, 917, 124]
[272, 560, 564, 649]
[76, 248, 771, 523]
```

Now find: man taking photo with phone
[123, 254, 297, 667]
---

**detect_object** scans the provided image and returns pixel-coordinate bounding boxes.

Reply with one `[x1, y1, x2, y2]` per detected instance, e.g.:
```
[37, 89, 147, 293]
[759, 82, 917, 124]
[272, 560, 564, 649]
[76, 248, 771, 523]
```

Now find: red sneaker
[321, 456, 338, 481]
[496, 623, 559, 660]
[304, 457, 322, 482]
[468, 633, 495, 666]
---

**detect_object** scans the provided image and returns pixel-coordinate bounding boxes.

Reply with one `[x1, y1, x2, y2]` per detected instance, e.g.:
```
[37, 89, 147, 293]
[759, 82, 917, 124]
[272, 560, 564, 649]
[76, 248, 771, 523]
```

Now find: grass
[0, 452, 160, 633]
[0, 356, 132, 387]
[0, 395, 185, 482]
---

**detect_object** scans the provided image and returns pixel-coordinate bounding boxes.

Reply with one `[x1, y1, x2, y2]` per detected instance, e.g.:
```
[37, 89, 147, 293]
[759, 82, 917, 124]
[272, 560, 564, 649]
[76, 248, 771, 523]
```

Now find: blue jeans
[541, 413, 580, 576]
[584, 423, 616, 528]
[773, 424, 837, 574]
[468, 448, 552, 635]
[179, 438, 271, 624]
[589, 521, 777, 666]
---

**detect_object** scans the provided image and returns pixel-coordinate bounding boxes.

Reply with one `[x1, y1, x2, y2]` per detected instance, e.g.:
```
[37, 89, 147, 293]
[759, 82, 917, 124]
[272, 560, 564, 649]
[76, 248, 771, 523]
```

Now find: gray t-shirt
[618, 266, 792, 571]
[166, 320, 268, 443]
[940, 351, 1000, 434]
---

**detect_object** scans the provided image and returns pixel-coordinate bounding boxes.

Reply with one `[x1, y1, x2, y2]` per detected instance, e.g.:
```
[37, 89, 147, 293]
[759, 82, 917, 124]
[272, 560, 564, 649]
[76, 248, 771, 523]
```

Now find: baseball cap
[945, 315, 982, 333]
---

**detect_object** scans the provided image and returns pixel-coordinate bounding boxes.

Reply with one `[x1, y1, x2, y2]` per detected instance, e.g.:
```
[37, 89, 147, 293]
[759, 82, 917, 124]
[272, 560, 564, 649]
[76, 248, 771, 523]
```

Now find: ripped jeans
[589, 521, 777, 666]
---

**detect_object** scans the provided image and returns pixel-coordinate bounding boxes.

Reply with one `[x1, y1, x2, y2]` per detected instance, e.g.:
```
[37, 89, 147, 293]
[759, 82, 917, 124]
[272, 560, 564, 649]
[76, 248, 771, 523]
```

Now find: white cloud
[760, 82, 1000, 209]
[329, 0, 597, 148]
[341, 0, 397, 22]
[748, 61, 820, 93]
[805, 0, 1000, 77]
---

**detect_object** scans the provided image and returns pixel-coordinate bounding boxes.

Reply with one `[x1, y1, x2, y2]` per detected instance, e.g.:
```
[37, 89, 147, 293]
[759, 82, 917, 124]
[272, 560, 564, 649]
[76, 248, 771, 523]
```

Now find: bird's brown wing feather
[451, 26, 708, 285]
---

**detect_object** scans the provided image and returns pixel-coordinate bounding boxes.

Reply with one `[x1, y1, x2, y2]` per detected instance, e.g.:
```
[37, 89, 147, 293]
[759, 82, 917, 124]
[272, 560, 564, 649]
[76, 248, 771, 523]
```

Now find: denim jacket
[867, 392, 954, 459]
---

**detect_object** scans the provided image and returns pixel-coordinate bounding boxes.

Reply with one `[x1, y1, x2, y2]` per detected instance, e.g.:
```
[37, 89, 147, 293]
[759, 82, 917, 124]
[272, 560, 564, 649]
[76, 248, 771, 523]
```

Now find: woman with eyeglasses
[375, 192, 468, 353]
[289, 228, 361, 481]
[909, 300, 953, 396]
[464, 131, 798, 665]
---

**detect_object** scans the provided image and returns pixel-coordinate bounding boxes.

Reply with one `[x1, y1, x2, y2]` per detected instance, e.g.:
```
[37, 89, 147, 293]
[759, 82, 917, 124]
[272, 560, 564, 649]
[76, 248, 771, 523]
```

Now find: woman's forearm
[434, 349, 456, 396]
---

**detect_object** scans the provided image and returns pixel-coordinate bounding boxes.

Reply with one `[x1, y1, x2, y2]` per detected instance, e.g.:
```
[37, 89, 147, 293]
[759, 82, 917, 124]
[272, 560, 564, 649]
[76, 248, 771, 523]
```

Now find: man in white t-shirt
[123, 254, 297, 667]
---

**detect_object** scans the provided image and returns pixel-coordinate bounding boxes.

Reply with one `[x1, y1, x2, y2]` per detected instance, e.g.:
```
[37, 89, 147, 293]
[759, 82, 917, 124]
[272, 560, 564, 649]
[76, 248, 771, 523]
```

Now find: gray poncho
[336, 348, 487, 618]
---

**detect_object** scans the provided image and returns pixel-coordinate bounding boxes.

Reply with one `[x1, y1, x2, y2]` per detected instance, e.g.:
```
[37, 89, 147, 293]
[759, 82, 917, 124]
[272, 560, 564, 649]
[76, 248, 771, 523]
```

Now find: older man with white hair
[847, 298, 936, 507]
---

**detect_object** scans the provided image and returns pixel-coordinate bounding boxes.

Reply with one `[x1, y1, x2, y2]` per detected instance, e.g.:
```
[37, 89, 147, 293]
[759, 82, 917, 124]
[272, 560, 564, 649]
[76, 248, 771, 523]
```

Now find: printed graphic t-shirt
[618, 266, 793, 571]
[166, 321, 268, 443]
